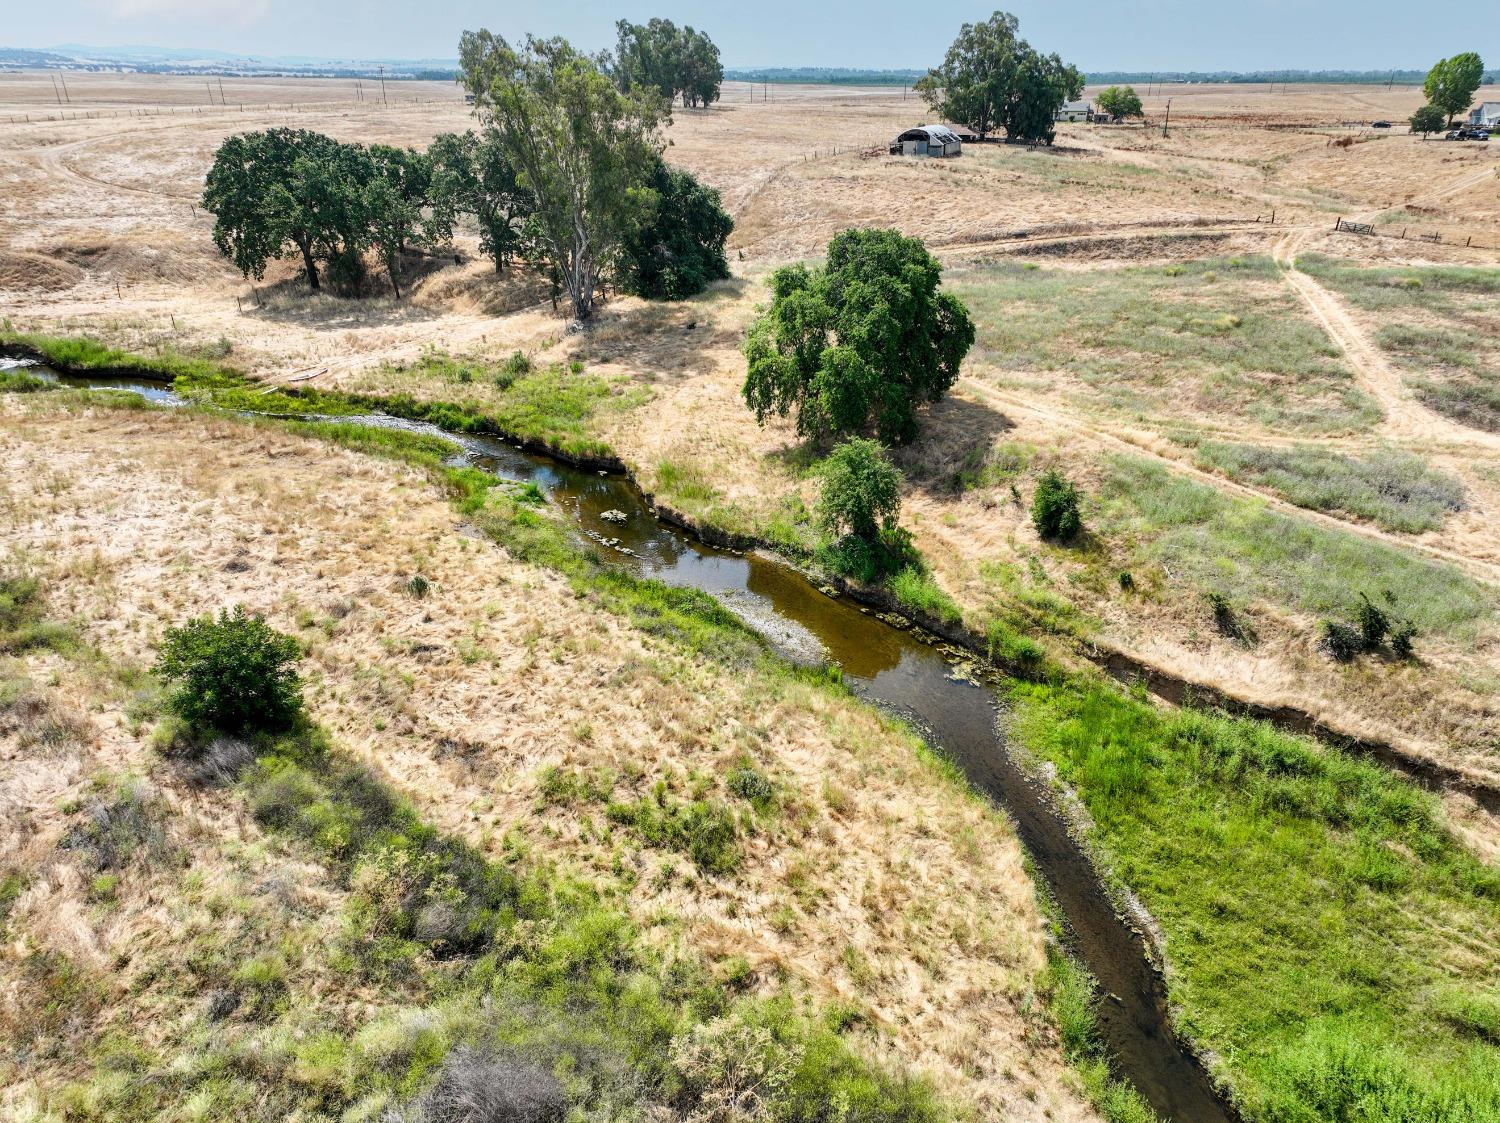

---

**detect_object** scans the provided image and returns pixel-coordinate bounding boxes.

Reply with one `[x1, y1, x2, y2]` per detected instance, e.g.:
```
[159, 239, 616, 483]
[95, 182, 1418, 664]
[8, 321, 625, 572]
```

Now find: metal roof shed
[890, 125, 962, 157]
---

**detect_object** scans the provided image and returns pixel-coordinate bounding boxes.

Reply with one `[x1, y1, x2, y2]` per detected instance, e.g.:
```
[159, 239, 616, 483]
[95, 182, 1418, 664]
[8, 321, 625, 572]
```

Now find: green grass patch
[888, 566, 963, 626]
[377, 351, 649, 461]
[1010, 679, 1500, 1123]
[0, 574, 75, 655]
[947, 257, 1379, 433]
[1297, 255, 1500, 313]
[0, 330, 229, 382]
[0, 367, 56, 393]
[1093, 456, 1492, 638]
[1191, 441, 1465, 533]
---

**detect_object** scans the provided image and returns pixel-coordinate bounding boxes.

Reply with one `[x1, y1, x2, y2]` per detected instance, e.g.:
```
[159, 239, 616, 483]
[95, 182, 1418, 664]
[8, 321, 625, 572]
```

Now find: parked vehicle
[1445, 129, 1469, 140]
[1371, 120, 1392, 128]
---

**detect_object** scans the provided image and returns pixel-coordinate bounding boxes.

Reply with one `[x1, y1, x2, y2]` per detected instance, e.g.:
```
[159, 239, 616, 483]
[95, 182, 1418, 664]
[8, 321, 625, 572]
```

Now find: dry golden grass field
[2, 72, 1499, 785]
[0, 399, 1098, 1122]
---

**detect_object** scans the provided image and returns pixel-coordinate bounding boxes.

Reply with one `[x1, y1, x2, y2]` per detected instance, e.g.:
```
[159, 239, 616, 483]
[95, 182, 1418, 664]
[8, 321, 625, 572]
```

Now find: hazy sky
[10, 0, 1494, 70]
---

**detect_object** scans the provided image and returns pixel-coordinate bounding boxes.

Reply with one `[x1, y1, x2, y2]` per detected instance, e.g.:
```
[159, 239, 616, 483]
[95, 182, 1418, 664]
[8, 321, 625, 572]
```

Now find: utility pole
[218, 77, 226, 105]
[58, 72, 71, 103]
[50, 74, 62, 105]
[206, 81, 215, 105]
[1162, 98, 1172, 138]
[378, 64, 388, 106]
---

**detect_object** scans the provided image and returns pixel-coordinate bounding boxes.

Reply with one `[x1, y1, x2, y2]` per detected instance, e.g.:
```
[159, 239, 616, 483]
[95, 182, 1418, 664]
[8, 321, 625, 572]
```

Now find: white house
[1056, 99, 1093, 122]
[1468, 102, 1500, 127]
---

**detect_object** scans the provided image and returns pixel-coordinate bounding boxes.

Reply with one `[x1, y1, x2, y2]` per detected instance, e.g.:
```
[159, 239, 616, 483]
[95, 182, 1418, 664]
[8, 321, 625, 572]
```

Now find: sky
[8, 0, 1495, 71]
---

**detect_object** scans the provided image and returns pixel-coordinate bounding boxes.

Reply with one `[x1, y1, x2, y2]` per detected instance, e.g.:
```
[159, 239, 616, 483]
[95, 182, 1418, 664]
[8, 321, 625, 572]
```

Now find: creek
[21, 360, 1235, 1122]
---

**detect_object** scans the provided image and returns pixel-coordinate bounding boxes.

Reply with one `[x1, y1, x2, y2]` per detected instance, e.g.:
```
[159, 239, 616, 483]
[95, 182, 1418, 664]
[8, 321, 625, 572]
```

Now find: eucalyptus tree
[459, 30, 666, 320]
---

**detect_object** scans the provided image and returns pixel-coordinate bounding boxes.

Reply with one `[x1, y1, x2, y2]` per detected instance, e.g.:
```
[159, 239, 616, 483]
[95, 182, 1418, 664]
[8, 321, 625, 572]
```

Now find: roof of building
[1059, 100, 1092, 112]
[894, 124, 962, 144]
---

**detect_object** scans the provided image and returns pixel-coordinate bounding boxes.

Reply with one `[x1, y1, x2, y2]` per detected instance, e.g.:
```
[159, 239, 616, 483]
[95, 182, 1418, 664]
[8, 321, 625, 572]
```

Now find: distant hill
[0, 47, 75, 68]
[0, 43, 459, 80]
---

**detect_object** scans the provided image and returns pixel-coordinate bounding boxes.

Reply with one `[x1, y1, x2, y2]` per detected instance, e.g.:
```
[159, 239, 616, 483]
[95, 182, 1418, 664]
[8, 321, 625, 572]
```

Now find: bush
[1356, 593, 1390, 649]
[726, 765, 775, 810]
[1321, 620, 1364, 663]
[818, 439, 902, 541]
[155, 606, 303, 734]
[1391, 620, 1418, 659]
[1032, 469, 1082, 540]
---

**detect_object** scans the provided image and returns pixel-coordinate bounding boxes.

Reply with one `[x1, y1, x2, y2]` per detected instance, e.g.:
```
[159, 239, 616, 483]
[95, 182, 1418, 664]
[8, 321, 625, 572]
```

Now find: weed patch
[1193, 441, 1464, 533]
[1094, 456, 1492, 639]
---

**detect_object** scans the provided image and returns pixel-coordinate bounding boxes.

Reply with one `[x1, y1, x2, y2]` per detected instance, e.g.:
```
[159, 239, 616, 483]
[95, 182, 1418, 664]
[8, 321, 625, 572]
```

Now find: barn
[890, 124, 963, 157]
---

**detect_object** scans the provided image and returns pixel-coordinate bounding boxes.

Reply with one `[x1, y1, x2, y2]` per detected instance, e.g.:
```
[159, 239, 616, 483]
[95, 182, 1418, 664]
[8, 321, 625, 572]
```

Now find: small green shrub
[1391, 620, 1418, 659]
[495, 350, 532, 390]
[1356, 593, 1390, 650]
[818, 439, 902, 542]
[155, 606, 302, 734]
[1032, 470, 1083, 540]
[606, 792, 741, 875]
[406, 574, 430, 599]
[726, 765, 776, 811]
[1321, 620, 1363, 663]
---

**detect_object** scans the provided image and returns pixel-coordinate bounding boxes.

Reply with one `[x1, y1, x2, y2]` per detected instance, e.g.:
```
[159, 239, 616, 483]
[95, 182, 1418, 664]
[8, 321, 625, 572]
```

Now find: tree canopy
[460, 30, 666, 320]
[914, 11, 1083, 143]
[1095, 85, 1144, 120]
[427, 130, 534, 274]
[1409, 104, 1447, 137]
[742, 228, 975, 446]
[617, 158, 733, 300]
[613, 19, 723, 108]
[202, 128, 427, 295]
[1424, 52, 1484, 124]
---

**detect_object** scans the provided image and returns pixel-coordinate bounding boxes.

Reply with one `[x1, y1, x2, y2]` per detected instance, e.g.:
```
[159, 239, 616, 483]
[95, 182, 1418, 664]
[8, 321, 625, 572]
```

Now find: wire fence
[1333, 216, 1499, 252]
[3, 97, 465, 126]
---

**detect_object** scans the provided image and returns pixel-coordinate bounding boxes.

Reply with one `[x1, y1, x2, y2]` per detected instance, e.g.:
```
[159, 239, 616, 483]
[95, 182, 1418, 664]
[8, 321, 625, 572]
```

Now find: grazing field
[4, 67, 1500, 1121]
[950, 256, 1379, 434]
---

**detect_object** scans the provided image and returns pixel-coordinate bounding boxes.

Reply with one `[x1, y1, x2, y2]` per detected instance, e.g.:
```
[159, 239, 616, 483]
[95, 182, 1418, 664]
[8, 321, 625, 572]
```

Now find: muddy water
[24, 366, 1234, 1122]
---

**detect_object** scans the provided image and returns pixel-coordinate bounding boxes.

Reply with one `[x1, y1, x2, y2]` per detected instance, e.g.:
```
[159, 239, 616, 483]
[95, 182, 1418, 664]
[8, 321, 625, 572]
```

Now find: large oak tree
[742, 228, 975, 446]
[914, 10, 1082, 144]
[1424, 52, 1485, 125]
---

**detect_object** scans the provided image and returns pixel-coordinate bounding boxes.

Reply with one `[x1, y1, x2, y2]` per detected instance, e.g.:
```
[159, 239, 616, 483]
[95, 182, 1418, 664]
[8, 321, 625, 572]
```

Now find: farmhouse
[1056, 99, 1093, 122]
[889, 124, 963, 157]
[1468, 101, 1500, 127]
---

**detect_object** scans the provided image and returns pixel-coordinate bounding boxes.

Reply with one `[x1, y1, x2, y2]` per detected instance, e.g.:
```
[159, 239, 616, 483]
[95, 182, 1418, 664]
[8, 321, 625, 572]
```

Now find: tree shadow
[889, 392, 1020, 498]
[575, 276, 755, 383]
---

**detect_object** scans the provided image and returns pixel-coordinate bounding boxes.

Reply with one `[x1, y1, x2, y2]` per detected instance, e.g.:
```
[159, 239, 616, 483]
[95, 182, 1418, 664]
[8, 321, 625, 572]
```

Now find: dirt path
[1272, 214, 1500, 453]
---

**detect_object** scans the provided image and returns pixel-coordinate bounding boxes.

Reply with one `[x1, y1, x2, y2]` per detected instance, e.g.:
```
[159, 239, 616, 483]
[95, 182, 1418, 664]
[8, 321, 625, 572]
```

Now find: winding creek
[17, 360, 1235, 1122]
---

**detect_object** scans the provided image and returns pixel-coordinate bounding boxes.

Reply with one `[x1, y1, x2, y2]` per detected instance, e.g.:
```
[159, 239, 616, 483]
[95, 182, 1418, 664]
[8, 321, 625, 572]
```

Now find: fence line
[3, 96, 467, 125]
[1333, 216, 1496, 252]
